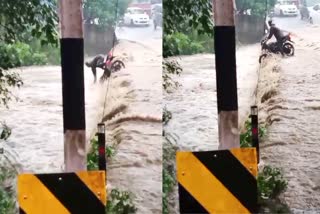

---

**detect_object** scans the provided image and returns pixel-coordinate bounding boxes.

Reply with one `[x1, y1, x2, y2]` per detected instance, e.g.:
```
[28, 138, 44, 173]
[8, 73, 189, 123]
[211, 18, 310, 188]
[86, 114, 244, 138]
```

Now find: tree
[235, 0, 277, 16]
[1, 2, 58, 212]
[0, 0, 58, 107]
[163, 0, 214, 57]
[83, 0, 131, 27]
[163, 0, 213, 35]
[0, 0, 58, 46]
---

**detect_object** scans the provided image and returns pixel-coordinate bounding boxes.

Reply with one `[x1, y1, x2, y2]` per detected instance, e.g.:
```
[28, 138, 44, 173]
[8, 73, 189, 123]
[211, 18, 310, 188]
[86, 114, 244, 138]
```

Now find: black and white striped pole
[59, 0, 86, 171]
[97, 123, 106, 171]
[213, 0, 239, 149]
[251, 106, 260, 163]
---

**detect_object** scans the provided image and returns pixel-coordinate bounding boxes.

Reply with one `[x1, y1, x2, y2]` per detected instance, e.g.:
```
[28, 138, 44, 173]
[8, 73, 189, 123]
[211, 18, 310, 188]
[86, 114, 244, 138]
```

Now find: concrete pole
[59, 0, 86, 171]
[213, 0, 239, 150]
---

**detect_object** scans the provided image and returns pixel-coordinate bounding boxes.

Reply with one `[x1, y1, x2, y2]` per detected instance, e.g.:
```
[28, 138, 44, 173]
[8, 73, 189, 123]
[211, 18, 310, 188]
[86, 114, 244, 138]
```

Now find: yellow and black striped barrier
[177, 148, 258, 214]
[18, 171, 106, 214]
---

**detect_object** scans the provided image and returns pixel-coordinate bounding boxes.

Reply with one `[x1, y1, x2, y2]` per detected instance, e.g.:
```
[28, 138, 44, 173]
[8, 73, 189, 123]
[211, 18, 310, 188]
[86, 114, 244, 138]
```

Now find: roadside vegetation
[240, 117, 289, 213]
[87, 135, 137, 214]
[163, 1, 214, 212]
[1, 0, 135, 213]
[1, 1, 58, 213]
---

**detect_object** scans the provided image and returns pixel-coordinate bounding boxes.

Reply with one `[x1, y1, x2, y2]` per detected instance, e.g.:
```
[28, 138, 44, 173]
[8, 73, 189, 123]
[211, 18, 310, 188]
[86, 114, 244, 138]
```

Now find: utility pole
[59, 0, 86, 171]
[213, 0, 239, 149]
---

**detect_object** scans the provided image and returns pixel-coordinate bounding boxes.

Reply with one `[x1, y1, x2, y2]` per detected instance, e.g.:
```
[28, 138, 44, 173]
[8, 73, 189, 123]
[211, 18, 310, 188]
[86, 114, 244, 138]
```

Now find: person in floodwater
[85, 54, 111, 83]
[266, 20, 286, 56]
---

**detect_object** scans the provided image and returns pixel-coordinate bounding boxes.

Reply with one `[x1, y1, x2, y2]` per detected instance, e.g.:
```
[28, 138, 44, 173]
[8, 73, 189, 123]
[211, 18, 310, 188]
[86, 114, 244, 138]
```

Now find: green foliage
[162, 60, 182, 93]
[83, 0, 131, 27]
[162, 133, 178, 214]
[164, 33, 205, 57]
[240, 118, 267, 148]
[163, 107, 172, 126]
[258, 166, 289, 213]
[163, 0, 214, 58]
[258, 166, 288, 200]
[0, 165, 17, 214]
[106, 189, 137, 214]
[28, 39, 60, 65]
[0, 0, 58, 46]
[0, 67, 23, 108]
[0, 0, 58, 108]
[163, 0, 213, 37]
[0, 123, 11, 140]
[235, 0, 277, 17]
[6, 42, 48, 66]
[87, 136, 117, 170]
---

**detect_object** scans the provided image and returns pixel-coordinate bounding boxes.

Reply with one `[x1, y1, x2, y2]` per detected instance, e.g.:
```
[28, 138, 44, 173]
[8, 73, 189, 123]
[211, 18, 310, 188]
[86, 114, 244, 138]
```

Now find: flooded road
[258, 17, 320, 211]
[105, 39, 162, 213]
[0, 66, 107, 172]
[164, 45, 260, 151]
[0, 25, 162, 213]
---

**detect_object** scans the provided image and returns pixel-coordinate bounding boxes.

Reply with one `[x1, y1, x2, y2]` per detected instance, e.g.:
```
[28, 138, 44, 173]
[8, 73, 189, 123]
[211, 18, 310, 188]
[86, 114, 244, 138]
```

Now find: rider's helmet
[268, 19, 273, 27]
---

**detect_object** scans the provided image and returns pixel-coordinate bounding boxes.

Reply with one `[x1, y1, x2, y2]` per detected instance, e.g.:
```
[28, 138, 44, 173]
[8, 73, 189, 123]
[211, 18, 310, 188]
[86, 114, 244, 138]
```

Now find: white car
[123, 7, 150, 26]
[274, 0, 299, 16]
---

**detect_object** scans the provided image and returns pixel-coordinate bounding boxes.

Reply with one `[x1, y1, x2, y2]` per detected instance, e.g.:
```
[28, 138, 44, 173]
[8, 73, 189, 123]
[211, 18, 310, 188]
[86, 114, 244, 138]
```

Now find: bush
[164, 33, 205, 56]
[106, 189, 137, 214]
[0, 164, 17, 214]
[28, 39, 60, 65]
[240, 118, 266, 148]
[1, 42, 48, 67]
[258, 166, 287, 200]
[87, 136, 116, 170]
[258, 166, 290, 213]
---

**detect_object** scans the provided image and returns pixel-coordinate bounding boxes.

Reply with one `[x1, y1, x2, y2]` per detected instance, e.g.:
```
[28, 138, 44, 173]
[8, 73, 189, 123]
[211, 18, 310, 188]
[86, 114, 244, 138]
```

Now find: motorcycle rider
[85, 54, 111, 83]
[266, 20, 286, 56]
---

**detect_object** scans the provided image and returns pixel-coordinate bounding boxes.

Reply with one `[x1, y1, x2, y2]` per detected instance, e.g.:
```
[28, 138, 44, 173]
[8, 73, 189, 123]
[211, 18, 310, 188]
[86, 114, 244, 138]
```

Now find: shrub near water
[240, 118, 266, 148]
[87, 136, 137, 214]
[164, 33, 205, 56]
[239, 117, 289, 212]
[0, 165, 16, 214]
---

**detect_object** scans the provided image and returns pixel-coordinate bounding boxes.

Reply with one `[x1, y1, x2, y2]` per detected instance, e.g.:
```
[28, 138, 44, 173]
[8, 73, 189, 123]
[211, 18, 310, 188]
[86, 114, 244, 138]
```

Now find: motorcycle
[259, 33, 295, 63]
[100, 50, 126, 83]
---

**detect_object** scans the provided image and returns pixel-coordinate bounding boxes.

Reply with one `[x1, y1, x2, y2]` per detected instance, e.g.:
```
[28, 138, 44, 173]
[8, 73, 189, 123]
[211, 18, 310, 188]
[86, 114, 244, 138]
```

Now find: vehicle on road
[123, 7, 150, 27]
[274, 0, 299, 16]
[259, 33, 295, 63]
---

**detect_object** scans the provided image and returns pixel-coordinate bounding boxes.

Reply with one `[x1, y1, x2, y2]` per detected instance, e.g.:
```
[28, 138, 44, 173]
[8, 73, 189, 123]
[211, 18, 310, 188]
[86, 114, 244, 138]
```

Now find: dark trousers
[276, 38, 286, 56]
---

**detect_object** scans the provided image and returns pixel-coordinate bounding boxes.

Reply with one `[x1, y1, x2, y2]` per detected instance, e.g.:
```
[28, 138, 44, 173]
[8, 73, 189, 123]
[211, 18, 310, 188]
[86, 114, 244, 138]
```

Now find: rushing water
[164, 45, 260, 151]
[0, 28, 162, 213]
[0, 65, 108, 172]
[104, 39, 162, 213]
[257, 18, 320, 211]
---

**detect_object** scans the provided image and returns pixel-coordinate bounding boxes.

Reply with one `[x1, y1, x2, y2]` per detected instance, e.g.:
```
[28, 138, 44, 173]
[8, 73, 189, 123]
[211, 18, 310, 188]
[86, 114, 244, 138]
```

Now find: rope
[100, 0, 120, 122]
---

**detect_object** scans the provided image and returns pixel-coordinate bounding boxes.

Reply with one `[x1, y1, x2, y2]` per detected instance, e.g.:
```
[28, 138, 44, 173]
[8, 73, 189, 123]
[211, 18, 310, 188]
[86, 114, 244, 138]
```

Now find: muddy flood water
[257, 18, 320, 211]
[165, 17, 320, 212]
[0, 36, 162, 213]
[164, 45, 260, 151]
